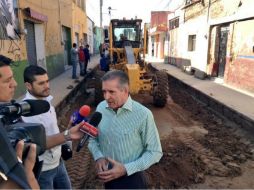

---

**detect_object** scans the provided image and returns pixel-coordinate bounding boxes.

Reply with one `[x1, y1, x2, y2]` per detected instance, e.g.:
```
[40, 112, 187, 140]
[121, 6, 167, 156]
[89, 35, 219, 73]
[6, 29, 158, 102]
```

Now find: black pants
[104, 171, 147, 189]
[84, 60, 88, 74]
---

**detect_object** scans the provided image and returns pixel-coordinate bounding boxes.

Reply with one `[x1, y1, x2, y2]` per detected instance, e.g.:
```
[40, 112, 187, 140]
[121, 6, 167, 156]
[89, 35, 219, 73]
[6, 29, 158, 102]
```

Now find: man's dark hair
[73, 43, 77, 48]
[101, 70, 129, 89]
[0, 55, 13, 77]
[0, 55, 12, 67]
[24, 65, 47, 83]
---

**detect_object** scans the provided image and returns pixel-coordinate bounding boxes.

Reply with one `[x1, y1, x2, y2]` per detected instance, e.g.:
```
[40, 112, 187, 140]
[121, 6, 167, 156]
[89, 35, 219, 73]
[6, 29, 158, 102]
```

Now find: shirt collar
[106, 95, 133, 112]
[24, 91, 53, 103]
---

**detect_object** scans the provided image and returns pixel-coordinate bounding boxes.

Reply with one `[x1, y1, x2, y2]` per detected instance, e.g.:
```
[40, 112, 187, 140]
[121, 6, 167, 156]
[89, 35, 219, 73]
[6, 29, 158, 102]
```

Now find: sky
[86, 0, 183, 27]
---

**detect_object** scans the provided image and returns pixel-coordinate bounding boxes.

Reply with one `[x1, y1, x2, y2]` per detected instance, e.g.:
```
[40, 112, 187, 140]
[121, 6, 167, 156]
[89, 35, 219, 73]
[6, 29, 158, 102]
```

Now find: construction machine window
[114, 28, 136, 41]
[113, 26, 141, 48]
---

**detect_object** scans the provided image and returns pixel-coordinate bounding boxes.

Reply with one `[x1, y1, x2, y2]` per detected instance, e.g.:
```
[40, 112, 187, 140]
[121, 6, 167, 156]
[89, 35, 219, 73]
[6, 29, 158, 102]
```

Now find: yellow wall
[60, 0, 73, 28]
[0, 0, 62, 60]
[0, 0, 88, 98]
[19, 0, 64, 56]
[72, 2, 88, 45]
[0, 0, 87, 60]
[0, 34, 26, 62]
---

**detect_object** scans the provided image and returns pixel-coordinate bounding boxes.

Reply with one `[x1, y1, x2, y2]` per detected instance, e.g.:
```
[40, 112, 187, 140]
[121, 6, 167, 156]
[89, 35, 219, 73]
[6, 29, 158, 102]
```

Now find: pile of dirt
[81, 137, 207, 189]
[146, 138, 206, 189]
[167, 81, 254, 179]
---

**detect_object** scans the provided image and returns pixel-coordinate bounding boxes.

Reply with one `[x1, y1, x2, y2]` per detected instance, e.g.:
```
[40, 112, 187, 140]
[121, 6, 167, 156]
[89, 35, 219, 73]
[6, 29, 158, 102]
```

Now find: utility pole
[108, 6, 116, 21]
[100, 0, 104, 46]
[100, 0, 103, 28]
[108, 6, 111, 21]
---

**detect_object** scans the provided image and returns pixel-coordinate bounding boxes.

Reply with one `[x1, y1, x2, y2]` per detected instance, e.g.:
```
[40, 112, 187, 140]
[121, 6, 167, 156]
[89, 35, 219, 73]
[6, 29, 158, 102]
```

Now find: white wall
[35, 24, 47, 70]
[179, 15, 209, 72]
[87, 17, 94, 54]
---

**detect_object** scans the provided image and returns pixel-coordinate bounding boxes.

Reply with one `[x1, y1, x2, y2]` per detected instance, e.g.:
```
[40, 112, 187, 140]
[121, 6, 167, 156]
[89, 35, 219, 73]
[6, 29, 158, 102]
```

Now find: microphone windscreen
[23, 99, 50, 116]
[79, 105, 91, 117]
[89, 112, 102, 127]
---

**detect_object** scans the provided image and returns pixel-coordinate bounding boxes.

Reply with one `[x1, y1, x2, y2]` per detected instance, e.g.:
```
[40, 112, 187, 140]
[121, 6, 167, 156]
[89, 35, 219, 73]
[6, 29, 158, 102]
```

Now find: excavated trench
[57, 69, 254, 189]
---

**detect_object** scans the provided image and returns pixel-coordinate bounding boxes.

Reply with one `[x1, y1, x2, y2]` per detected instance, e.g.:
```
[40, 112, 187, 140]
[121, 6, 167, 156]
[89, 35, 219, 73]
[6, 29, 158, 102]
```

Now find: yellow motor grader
[95, 18, 168, 107]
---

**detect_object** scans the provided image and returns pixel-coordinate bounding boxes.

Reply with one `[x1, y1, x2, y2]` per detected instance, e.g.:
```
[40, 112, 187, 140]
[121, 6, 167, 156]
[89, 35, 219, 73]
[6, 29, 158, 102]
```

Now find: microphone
[0, 99, 50, 117]
[71, 105, 91, 126]
[76, 111, 102, 152]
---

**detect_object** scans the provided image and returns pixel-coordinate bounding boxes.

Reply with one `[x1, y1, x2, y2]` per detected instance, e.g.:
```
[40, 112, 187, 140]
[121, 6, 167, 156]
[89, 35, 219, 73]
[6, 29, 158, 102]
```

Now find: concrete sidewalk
[50, 54, 100, 107]
[149, 60, 254, 123]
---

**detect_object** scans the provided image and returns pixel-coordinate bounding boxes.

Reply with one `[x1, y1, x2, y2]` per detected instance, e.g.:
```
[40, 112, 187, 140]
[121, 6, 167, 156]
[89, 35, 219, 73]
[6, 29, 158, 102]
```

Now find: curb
[55, 67, 98, 115]
[151, 65, 254, 135]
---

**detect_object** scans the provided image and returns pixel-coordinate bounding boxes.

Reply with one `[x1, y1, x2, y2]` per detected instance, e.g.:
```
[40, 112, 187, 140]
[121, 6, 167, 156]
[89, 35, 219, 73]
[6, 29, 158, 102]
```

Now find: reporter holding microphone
[88, 70, 163, 189]
[21, 65, 86, 189]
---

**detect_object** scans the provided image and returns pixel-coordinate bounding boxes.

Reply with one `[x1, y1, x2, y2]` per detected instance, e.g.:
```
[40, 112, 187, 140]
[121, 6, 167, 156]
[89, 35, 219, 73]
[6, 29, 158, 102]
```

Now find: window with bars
[169, 17, 179, 30]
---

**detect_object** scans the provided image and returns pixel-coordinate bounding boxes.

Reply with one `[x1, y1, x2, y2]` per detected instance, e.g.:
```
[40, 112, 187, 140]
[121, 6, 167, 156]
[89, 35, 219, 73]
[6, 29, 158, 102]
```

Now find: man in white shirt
[22, 65, 80, 189]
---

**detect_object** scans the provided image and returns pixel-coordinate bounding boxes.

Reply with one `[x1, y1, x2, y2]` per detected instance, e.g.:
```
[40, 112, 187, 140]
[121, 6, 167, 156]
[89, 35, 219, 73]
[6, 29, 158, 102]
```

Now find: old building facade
[0, 0, 88, 97]
[149, 11, 170, 60]
[168, 0, 254, 93]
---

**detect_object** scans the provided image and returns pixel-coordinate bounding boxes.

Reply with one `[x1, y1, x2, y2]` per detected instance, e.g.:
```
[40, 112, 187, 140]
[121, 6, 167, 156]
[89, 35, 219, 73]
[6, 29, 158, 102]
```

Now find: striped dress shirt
[88, 96, 163, 176]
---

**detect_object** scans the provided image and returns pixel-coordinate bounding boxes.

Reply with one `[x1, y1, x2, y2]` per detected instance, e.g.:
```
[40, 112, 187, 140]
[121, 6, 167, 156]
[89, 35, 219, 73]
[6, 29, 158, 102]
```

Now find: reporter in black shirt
[0, 55, 39, 189]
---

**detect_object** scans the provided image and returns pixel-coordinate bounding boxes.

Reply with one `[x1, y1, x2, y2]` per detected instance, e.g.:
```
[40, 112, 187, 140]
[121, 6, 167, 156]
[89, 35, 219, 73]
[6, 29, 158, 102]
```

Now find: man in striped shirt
[88, 70, 163, 189]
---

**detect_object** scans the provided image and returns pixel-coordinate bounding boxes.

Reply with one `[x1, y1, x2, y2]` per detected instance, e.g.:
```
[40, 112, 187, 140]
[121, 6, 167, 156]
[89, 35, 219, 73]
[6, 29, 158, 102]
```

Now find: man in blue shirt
[88, 70, 162, 189]
[99, 53, 109, 72]
[83, 44, 90, 74]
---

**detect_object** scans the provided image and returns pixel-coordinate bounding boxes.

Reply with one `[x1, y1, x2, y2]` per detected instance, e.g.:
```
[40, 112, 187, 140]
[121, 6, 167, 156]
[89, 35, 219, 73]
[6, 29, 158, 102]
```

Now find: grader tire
[94, 70, 105, 106]
[153, 70, 168, 107]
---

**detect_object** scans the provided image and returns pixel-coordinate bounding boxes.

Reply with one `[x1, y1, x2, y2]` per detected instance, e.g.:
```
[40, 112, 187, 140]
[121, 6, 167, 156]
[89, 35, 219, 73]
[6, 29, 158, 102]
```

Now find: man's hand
[95, 158, 109, 173]
[46, 121, 84, 149]
[16, 140, 40, 189]
[69, 121, 85, 140]
[0, 140, 40, 189]
[97, 158, 127, 183]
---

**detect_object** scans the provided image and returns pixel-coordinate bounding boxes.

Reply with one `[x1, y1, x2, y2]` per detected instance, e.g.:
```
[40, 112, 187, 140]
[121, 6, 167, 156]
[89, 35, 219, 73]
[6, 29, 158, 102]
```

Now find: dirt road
[141, 86, 254, 189]
[59, 78, 254, 189]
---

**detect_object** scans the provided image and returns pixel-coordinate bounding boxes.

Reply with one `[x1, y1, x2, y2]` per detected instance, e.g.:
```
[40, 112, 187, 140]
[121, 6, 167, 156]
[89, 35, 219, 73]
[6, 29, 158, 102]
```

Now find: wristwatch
[64, 129, 71, 141]
[0, 171, 7, 181]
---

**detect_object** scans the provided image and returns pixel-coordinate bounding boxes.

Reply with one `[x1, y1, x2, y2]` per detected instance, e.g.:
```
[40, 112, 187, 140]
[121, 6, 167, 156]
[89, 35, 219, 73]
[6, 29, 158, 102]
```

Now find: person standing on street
[88, 70, 162, 189]
[70, 43, 79, 79]
[83, 44, 90, 75]
[99, 53, 109, 72]
[78, 45, 85, 76]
